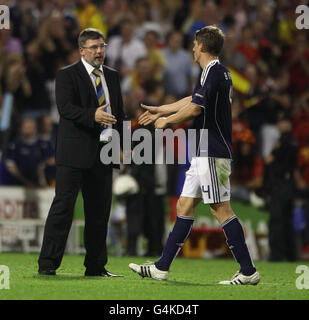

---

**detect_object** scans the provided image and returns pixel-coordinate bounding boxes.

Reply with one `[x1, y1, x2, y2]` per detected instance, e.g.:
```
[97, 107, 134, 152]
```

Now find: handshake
[95, 103, 168, 129]
[138, 104, 168, 129]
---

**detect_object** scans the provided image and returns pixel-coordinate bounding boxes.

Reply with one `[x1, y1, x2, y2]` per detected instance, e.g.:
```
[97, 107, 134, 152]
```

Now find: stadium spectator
[9, 0, 38, 47]
[31, 0, 54, 23]
[78, 0, 127, 39]
[34, 15, 72, 80]
[88, 0, 119, 39]
[2, 118, 48, 187]
[133, 1, 162, 41]
[121, 57, 153, 97]
[231, 97, 249, 151]
[277, 4, 295, 47]
[220, 32, 248, 72]
[123, 76, 166, 257]
[106, 18, 147, 78]
[37, 115, 56, 186]
[162, 31, 192, 97]
[293, 90, 309, 149]
[142, 79, 164, 107]
[187, 0, 222, 39]
[231, 129, 264, 208]
[0, 52, 32, 147]
[20, 44, 51, 118]
[144, 30, 166, 81]
[295, 135, 309, 194]
[1, 53, 32, 112]
[236, 26, 260, 64]
[232, 2, 248, 37]
[294, 135, 309, 249]
[125, 103, 166, 257]
[0, 28, 23, 56]
[104, 0, 137, 38]
[264, 113, 299, 261]
[52, 0, 80, 48]
[285, 32, 309, 96]
[75, 0, 99, 30]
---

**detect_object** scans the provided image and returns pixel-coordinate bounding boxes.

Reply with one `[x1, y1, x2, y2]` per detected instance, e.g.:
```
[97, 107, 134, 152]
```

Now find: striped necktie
[92, 69, 111, 140]
[92, 68, 106, 107]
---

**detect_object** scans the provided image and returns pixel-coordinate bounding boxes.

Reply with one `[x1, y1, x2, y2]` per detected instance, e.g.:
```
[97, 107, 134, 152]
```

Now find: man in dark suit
[38, 28, 124, 277]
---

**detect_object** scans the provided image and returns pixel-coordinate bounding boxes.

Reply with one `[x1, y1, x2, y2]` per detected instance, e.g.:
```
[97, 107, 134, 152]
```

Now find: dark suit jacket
[55, 60, 124, 169]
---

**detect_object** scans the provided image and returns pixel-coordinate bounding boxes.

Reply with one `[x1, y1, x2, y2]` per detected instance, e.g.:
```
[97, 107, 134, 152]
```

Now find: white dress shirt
[81, 58, 113, 142]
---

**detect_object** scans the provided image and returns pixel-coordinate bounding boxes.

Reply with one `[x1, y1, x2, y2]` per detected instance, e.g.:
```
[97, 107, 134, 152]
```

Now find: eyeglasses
[83, 43, 108, 51]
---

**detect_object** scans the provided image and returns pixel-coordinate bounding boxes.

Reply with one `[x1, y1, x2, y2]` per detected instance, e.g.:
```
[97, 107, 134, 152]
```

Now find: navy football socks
[154, 214, 255, 276]
[222, 215, 256, 276]
[155, 215, 194, 271]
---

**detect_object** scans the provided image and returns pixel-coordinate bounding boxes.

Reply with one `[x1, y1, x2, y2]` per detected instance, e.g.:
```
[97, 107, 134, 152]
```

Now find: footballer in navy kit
[129, 26, 260, 285]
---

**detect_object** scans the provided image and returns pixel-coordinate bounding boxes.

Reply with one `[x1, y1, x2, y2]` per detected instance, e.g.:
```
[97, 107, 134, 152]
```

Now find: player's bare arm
[154, 103, 201, 129]
[138, 96, 192, 126]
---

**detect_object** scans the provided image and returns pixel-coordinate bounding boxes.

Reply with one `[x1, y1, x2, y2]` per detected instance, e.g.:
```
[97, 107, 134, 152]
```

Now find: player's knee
[176, 198, 194, 217]
[210, 202, 234, 223]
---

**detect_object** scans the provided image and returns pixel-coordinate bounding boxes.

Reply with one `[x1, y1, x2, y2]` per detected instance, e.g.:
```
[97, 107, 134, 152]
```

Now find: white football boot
[129, 262, 168, 281]
[219, 270, 260, 285]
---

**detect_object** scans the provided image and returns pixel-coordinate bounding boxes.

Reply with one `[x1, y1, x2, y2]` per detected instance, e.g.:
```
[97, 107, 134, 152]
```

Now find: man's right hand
[138, 104, 162, 126]
[95, 104, 117, 126]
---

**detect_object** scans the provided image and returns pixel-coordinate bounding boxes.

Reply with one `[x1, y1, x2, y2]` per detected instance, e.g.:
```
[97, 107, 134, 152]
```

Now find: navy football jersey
[191, 59, 233, 159]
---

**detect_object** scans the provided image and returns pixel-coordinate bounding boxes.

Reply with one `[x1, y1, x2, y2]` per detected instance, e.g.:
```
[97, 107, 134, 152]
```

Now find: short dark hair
[145, 30, 160, 40]
[119, 17, 134, 28]
[165, 30, 182, 44]
[78, 28, 104, 48]
[195, 26, 225, 56]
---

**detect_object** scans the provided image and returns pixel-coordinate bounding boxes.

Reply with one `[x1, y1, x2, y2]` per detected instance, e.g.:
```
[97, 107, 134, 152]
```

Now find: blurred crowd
[0, 0, 309, 260]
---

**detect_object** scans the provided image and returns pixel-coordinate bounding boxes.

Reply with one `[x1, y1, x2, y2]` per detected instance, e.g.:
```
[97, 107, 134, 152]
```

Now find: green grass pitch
[0, 253, 308, 300]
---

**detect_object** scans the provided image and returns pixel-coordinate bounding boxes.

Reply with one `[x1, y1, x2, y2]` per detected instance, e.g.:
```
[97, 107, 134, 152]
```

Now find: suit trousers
[38, 145, 113, 271]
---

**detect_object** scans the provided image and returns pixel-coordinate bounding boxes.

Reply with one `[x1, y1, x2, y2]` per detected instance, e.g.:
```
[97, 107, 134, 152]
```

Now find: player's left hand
[154, 117, 168, 129]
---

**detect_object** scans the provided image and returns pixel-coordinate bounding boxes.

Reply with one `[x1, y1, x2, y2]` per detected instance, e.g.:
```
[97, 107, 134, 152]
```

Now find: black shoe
[85, 268, 123, 277]
[38, 269, 56, 275]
